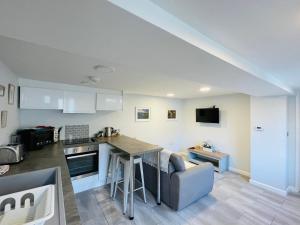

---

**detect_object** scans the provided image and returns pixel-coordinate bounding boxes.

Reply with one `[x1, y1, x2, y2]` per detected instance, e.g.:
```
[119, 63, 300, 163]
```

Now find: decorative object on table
[0, 165, 9, 175]
[8, 83, 15, 105]
[167, 109, 177, 120]
[202, 141, 215, 152]
[1, 110, 7, 128]
[0, 85, 5, 97]
[135, 107, 151, 121]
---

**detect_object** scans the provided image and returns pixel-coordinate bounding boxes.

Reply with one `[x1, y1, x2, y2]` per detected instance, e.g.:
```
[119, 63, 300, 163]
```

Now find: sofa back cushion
[170, 154, 186, 172]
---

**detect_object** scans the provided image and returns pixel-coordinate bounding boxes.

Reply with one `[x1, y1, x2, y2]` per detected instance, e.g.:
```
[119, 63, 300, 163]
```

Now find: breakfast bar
[97, 135, 164, 219]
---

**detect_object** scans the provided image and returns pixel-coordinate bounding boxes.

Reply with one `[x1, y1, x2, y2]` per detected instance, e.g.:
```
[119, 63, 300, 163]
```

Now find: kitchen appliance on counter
[104, 127, 113, 137]
[64, 139, 99, 181]
[104, 127, 120, 137]
[0, 144, 24, 165]
[54, 126, 63, 143]
[17, 127, 55, 150]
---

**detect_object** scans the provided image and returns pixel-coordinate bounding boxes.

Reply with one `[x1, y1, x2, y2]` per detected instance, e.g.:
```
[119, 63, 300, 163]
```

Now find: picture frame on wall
[0, 85, 5, 97]
[135, 107, 151, 121]
[167, 109, 177, 120]
[8, 83, 15, 105]
[1, 111, 7, 128]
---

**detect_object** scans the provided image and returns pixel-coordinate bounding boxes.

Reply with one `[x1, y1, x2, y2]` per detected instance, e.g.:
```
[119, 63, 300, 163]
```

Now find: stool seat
[113, 155, 147, 214]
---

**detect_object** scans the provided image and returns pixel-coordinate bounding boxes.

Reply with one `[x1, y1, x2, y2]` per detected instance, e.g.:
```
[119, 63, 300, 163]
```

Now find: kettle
[104, 127, 114, 137]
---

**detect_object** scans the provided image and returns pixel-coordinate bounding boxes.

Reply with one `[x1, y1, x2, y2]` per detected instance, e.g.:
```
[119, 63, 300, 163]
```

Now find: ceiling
[150, 0, 300, 90]
[0, 0, 297, 98]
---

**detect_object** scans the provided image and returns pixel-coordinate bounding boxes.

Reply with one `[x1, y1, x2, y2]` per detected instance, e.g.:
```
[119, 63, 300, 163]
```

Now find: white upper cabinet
[63, 91, 96, 113]
[20, 87, 64, 109]
[96, 93, 123, 111]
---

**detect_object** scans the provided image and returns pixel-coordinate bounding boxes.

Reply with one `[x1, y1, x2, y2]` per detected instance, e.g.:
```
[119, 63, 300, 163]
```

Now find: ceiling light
[93, 64, 115, 73]
[200, 87, 211, 92]
[88, 75, 101, 83]
[167, 93, 175, 97]
[80, 80, 91, 85]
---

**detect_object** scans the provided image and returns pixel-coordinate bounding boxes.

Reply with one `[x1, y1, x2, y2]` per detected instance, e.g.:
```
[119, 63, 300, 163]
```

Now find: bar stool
[113, 155, 146, 214]
[106, 149, 124, 197]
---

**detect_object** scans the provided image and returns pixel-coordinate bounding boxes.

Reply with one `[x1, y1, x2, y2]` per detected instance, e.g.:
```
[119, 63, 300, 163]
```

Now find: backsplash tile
[65, 125, 89, 140]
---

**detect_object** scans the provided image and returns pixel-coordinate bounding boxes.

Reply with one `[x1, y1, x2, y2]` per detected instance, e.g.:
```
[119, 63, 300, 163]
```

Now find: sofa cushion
[170, 154, 186, 172]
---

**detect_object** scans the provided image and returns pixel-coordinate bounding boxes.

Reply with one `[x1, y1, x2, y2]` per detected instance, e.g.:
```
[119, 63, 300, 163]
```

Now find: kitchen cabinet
[98, 143, 115, 186]
[96, 93, 123, 111]
[63, 91, 96, 113]
[20, 87, 64, 109]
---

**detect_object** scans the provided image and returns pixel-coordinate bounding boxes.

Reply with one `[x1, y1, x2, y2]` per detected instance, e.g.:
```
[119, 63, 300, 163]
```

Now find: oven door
[65, 151, 98, 181]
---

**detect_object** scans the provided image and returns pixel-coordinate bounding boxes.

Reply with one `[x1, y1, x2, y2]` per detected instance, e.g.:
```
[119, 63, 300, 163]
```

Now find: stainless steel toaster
[0, 144, 24, 165]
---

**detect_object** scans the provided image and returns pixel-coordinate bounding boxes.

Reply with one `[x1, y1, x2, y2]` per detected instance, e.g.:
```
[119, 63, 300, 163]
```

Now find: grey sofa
[136, 157, 214, 211]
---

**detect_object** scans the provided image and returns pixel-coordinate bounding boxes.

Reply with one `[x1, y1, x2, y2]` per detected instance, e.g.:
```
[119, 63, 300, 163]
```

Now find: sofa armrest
[170, 162, 214, 210]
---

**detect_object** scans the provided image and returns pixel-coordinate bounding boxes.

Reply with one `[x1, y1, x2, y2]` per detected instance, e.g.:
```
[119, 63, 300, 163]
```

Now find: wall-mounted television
[196, 107, 219, 123]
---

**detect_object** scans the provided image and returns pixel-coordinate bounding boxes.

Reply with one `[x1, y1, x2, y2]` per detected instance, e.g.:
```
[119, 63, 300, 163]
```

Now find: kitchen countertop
[1, 135, 163, 225]
[2, 141, 81, 225]
[96, 135, 163, 156]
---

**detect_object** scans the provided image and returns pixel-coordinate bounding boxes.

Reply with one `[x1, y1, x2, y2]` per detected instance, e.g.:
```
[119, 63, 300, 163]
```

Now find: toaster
[0, 144, 24, 165]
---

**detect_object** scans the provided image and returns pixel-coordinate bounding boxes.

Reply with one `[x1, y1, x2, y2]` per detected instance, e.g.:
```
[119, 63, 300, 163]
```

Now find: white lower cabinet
[72, 174, 100, 193]
[98, 143, 114, 186]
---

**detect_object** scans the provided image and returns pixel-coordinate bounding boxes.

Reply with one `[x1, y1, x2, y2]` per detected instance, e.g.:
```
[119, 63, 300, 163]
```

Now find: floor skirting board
[287, 186, 300, 193]
[249, 179, 287, 196]
[229, 167, 250, 177]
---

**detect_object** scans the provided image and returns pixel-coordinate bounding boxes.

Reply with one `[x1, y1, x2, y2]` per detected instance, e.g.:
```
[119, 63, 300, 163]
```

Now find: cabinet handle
[67, 153, 97, 159]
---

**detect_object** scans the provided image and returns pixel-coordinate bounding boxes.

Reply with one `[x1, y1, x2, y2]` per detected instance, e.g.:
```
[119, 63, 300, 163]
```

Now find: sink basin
[0, 168, 66, 225]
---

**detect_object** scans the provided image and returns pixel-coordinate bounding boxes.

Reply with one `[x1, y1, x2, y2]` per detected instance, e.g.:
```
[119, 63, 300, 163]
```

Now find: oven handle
[66, 152, 97, 159]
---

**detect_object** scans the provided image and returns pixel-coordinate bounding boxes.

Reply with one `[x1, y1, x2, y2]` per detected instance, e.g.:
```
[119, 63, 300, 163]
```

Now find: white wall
[20, 94, 184, 151]
[250, 96, 288, 194]
[0, 61, 19, 145]
[182, 94, 251, 175]
[287, 96, 296, 189]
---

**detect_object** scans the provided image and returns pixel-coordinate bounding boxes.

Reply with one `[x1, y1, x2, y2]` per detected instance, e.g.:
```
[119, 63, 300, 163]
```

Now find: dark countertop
[1, 135, 163, 225]
[3, 141, 81, 225]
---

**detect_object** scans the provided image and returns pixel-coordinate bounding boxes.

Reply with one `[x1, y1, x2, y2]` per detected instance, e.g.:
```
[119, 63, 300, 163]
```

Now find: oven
[64, 144, 99, 181]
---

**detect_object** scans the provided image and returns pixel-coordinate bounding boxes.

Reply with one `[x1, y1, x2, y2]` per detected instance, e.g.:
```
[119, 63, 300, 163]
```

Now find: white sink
[0, 185, 55, 225]
[0, 168, 66, 225]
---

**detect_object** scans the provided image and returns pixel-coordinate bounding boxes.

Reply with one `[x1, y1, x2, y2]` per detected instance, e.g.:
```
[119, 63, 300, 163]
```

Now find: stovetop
[63, 138, 93, 146]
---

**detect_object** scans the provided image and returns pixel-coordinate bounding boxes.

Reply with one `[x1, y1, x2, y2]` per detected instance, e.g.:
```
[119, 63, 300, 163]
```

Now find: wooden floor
[75, 172, 300, 225]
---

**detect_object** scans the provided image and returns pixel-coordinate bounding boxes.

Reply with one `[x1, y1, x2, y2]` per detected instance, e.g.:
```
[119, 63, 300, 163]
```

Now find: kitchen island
[1, 135, 163, 224]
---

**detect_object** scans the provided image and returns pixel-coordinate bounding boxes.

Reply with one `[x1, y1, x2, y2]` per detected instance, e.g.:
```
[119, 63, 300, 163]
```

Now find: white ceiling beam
[109, 0, 293, 94]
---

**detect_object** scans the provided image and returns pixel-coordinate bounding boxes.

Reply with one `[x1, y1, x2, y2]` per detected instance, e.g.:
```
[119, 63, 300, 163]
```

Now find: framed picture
[0, 85, 4, 96]
[135, 107, 151, 121]
[167, 109, 177, 120]
[1, 111, 7, 128]
[8, 84, 15, 105]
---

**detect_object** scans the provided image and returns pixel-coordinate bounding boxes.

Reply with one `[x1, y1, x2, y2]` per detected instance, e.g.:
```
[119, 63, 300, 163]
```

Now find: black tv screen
[196, 108, 219, 123]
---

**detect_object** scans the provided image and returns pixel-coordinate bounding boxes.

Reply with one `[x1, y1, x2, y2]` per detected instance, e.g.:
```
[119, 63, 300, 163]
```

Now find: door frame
[296, 92, 300, 192]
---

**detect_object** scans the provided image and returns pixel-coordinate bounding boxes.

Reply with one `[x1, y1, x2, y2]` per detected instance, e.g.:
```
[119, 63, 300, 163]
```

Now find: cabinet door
[98, 143, 115, 186]
[63, 91, 96, 113]
[20, 87, 64, 109]
[96, 93, 123, 111]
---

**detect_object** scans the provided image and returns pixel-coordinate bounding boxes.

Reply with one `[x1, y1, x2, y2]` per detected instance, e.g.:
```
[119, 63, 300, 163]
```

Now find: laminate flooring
[75, 172, 300, 225]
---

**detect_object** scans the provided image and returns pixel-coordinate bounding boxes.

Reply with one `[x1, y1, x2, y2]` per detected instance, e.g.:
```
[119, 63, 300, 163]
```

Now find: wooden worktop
[188, 147, 229, 159]
[95, 135, 163, 156]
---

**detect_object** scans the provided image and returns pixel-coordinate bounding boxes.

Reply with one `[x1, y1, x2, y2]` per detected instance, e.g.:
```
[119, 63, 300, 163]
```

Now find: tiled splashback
[65, 125, 89, 140]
